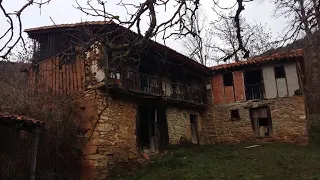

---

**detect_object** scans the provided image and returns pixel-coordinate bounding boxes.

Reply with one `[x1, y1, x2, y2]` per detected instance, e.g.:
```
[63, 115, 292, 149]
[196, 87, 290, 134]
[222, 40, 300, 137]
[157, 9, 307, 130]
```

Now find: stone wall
[79, 91, 138, 180]
[79, 42, 140, 179]
[203, 96, 307, 144]
[166, 107, 204, 145]
[167, 108, 188, 144]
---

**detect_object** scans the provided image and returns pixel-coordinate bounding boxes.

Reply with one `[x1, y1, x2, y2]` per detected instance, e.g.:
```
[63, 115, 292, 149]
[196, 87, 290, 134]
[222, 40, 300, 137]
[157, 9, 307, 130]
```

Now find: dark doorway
[136, 106, 169, 152]
[137, 106, 153, 149]
[249, 106, 273, 138]
[190, 114, 199, 144]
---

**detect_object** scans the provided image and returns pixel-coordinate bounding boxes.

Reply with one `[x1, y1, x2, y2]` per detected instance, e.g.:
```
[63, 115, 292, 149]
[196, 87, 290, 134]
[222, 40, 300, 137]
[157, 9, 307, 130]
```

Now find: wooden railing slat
[110, 70, 205, 104]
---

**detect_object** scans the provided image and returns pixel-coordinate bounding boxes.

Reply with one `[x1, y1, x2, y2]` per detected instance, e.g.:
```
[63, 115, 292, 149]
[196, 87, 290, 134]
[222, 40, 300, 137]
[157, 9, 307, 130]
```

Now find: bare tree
[182, 8, 272, 64]
[1, 0, 252, 62]
[180, 8, 216, 66]
[209, 0, 257, 61]
[211, 13, 273, 62]
[0, 0, 51, 59]
[74, 0, 202, 58]
[271, 0, 319, 42]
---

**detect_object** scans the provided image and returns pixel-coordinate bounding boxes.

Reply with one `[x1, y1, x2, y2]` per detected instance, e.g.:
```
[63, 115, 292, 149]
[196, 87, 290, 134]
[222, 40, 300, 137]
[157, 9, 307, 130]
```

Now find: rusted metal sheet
[28, 58, 85, 95]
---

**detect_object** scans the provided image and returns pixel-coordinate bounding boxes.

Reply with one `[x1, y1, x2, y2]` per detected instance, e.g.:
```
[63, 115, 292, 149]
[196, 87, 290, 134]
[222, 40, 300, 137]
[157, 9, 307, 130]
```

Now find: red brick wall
[233, 71, 245, 101]
[224, 86, 235, 103]
[212, 75, 224, 103]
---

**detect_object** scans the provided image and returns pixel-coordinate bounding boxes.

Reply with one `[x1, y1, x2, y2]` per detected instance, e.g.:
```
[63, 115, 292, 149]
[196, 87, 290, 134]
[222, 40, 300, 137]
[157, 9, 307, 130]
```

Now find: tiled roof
[24, 21, 211, 73]
[24, 21, 115, 32]
[210, 49, 303, 71]
[0, 112, 45, 129]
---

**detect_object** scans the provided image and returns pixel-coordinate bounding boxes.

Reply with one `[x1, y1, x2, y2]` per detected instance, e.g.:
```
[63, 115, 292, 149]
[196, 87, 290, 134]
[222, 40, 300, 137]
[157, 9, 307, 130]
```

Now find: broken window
[274, 65, 286, 79]
[223, 72, 233, 86]
[230, 109, 240, 119]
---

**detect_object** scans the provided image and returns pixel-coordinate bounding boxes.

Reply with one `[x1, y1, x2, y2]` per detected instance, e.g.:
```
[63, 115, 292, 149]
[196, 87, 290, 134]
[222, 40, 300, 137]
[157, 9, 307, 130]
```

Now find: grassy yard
[110, 143, 320, 180]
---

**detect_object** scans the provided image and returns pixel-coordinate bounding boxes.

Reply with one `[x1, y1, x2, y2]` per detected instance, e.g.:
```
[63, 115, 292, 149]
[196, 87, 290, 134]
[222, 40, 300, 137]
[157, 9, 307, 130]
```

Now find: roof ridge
[24, 20, 115, 32]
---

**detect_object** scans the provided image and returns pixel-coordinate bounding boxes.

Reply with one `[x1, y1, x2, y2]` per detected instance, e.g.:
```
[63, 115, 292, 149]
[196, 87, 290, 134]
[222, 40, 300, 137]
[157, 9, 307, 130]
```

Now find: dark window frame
[274, 65, 286, 79]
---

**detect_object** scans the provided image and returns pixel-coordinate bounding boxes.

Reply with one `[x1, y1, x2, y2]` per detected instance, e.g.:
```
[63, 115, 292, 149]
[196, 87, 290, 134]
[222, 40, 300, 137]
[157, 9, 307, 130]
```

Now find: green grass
[110, 143, 320, 180]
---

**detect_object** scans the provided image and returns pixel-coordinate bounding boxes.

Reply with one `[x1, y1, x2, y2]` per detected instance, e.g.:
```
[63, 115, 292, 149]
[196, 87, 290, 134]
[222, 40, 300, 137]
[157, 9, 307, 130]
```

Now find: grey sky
[0, 0, 287, 57]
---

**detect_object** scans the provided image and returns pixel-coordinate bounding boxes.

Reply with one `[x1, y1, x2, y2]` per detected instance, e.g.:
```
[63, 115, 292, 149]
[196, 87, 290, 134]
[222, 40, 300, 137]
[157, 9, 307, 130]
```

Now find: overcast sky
[0, 0, 287, 58]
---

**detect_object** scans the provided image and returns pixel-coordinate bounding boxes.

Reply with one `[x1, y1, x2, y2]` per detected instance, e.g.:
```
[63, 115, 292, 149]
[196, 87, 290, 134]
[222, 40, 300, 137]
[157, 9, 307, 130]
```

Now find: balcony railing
[245, 83, 264, 100]
[110, 70, 206, 105]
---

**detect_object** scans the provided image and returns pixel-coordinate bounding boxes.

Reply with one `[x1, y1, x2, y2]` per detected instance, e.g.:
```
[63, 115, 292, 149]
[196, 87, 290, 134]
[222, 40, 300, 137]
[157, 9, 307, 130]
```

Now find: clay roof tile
[210, 49, 303, 71]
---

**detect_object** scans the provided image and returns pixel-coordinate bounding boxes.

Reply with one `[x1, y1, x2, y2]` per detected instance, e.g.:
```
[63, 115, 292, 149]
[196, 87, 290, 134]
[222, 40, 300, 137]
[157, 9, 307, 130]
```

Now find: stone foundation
[203, 96, 307, 144]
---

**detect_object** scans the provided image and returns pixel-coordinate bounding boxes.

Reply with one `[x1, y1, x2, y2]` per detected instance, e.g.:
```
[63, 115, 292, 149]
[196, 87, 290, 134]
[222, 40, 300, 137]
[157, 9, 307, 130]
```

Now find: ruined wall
[203, 96, 307, 144]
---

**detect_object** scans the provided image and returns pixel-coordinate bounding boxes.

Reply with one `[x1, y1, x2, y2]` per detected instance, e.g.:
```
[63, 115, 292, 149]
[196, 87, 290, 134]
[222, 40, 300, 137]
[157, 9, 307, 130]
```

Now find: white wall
[285, 63, 300, 96]
[276, 78, 288, 97]
[263, 66, 278, 99]
[262, 62, 300, 99]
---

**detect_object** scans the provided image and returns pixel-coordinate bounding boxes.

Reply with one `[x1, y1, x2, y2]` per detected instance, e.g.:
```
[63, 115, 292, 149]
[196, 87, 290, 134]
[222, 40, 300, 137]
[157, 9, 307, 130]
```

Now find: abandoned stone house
[25, 21, 211, 179]
[204, 49, 307, 143]
[24, 21, 307, 179]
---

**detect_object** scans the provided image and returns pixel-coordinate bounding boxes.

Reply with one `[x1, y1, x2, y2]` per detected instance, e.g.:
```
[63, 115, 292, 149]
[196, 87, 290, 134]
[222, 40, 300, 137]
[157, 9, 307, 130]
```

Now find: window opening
[223, 72, 233, 86]
[230, 109, 240, 119]
[274, 65, 286, 79]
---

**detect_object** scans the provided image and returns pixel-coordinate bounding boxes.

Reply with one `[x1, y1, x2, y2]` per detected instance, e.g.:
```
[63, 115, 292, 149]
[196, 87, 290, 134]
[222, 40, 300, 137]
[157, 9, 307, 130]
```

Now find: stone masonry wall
[167, 107, 204, 145]
[203, 96, 307, 144]
[79, 91, 138, 180]
[79, 44, 138, 180]
[167, 108, 188, 144]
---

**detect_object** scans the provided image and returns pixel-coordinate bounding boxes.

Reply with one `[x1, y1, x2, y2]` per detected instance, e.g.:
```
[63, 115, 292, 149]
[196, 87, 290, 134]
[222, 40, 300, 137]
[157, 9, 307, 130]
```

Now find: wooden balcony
[109, 70, 206, 106]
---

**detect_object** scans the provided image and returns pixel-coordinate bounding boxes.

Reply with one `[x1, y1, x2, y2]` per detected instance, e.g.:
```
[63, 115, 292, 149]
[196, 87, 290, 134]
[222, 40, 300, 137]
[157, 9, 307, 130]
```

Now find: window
[223, 72, 233, 86]
[230, 109, 240, 119]
[274, 66, 286, 78]
[244, 69, 264, 100]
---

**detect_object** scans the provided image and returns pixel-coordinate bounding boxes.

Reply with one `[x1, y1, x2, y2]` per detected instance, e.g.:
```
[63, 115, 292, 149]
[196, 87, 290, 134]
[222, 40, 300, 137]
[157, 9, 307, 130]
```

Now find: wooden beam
[29, 129, 40, 180]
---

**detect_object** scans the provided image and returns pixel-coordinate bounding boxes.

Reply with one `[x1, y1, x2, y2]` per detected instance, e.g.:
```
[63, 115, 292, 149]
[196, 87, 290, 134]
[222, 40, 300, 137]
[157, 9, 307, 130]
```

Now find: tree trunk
[303, 32, 320, 145]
